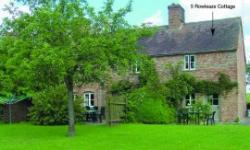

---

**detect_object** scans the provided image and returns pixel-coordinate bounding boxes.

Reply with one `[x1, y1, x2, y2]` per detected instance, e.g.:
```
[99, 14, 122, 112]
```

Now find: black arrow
[211, 12, 215, 36]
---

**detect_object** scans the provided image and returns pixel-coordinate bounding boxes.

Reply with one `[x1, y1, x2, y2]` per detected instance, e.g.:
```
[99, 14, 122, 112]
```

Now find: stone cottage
[76, 4, 247, 122]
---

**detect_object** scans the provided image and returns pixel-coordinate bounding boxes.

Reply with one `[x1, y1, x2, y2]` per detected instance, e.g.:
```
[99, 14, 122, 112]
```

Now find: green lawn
[0, 123, 250, 150]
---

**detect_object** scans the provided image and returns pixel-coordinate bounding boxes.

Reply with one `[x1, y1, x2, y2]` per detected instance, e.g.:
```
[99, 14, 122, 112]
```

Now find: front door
[208, 94, 220, 121]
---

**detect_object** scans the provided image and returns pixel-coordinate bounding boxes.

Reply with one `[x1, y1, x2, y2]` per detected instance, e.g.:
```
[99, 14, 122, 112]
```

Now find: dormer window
[184, 55, 196, 70]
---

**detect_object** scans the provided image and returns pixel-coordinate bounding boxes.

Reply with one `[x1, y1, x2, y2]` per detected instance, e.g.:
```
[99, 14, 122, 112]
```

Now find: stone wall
[74, 83, 106, 107]
[236, 28, 247, 120]
[74, 71, 139, 108]
[153, 51, 241, 122]
[154, 51, 237, 81]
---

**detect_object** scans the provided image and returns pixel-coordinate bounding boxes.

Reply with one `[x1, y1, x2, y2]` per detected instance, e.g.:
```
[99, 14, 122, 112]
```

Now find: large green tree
[0, 0, 146, 136]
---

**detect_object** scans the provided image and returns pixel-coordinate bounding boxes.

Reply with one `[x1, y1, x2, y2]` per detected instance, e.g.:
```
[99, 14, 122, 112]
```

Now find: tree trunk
[64, 74, 75, 137]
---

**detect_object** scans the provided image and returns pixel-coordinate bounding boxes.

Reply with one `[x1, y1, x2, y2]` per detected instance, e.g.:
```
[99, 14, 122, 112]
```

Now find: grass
[0, 123, 250, 150]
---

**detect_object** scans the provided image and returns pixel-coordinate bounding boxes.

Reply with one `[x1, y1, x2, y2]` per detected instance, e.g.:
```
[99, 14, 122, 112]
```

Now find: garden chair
[177, 110, 189, 124]
[90, 106, 98, 122]
[206, 111, 216, 125]
[85, 106, 91, 121]
[183, 112, 189, 124]
[97, 107, 105, 123]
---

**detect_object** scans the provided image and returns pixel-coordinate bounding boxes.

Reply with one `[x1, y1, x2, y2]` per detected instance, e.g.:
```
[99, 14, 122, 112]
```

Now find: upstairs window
[184, 55, 196, 70]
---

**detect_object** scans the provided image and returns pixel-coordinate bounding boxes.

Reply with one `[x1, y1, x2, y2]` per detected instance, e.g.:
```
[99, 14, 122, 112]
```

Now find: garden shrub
[234, 117, 240, 123]
[192, 101, 211, 114]
[127, 87, 176, 124]
[191, 101, 211, 120]
[138, 56, 160, 88]
[29, 85, 84, 125]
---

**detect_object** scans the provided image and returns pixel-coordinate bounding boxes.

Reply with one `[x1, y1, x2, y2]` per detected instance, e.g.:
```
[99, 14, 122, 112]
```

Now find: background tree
[0, 0, 146, 136]
[246, 63, 250, 75]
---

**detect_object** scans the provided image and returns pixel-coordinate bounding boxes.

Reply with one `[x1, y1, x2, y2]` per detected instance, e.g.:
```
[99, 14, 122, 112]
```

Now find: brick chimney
[168, 4, 185, 29]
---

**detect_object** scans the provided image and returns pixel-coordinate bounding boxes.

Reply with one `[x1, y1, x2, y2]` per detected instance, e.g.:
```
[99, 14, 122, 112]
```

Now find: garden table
[177, 110, 202, 125]
[85, 107, 98, 122]
[177, 111, 189, 124]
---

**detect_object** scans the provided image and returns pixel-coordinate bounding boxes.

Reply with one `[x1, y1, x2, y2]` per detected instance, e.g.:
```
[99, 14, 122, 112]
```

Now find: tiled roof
[139, 17, 242, 56]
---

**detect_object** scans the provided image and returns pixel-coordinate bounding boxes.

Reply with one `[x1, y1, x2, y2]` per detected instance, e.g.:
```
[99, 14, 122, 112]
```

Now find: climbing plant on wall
[164, 62, 237, 108]
[195, 73, 237, 95]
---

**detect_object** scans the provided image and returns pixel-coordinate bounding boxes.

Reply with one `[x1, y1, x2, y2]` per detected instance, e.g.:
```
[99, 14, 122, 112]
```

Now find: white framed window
[190, 55, 196, 70]
[208, 94, 219, 106]
[185, 94, 195, 106]
[135, 62, 140, 74]
[134, 61, 140, 74]
[184, 55, 196, 70]
[83, 92, 95, 107]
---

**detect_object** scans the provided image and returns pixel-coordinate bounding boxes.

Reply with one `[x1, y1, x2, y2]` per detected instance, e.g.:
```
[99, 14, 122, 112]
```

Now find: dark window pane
[185, 63, 189, 69]
[91, 94, 94, 100]
[190, 55, 195, 62]
[186, 100, 190, 106]
[191, 94, 195, 99]
[185, 56, 189, 69]
[213, 99, 219, 105]
[190, 63, 193, 68]
[91, 100, 94, 106]
[190, 62, 194, 69]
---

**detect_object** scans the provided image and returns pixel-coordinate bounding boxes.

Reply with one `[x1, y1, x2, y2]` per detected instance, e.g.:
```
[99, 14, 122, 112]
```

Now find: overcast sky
[0, 0, 249, 61]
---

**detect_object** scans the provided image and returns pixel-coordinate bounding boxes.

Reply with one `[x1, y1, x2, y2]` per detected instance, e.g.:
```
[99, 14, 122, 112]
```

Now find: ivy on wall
[195, 73, 237, 95]
[164, 62, 238, 108]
